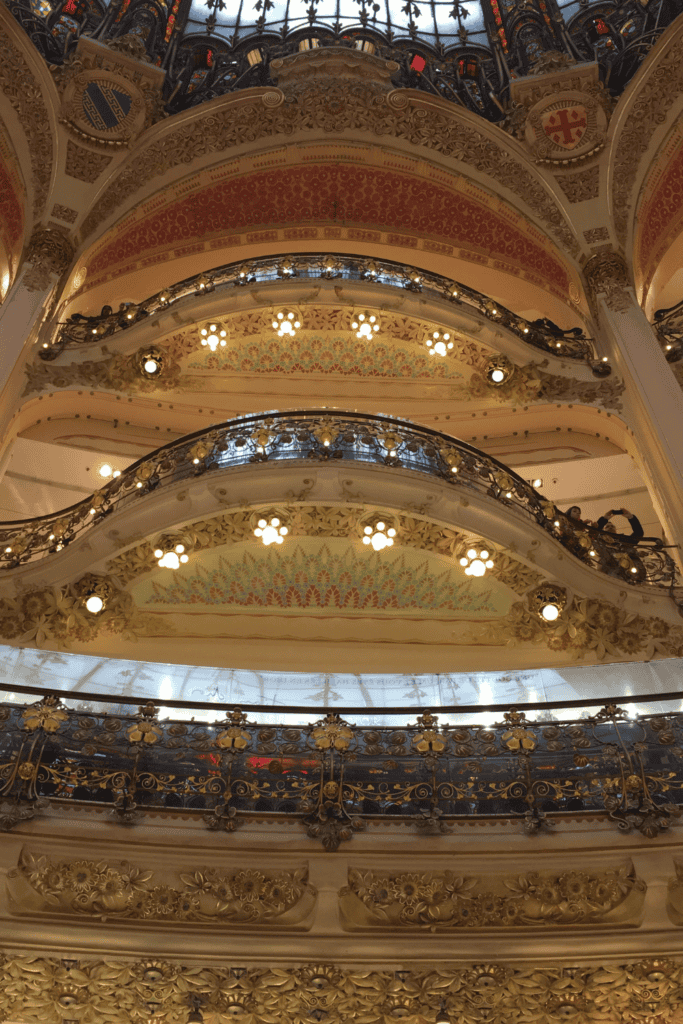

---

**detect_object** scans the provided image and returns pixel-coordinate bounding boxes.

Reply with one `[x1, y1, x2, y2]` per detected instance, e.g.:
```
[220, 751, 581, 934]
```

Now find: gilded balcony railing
[42, 253, 599, 364]
[2, 692, 682, 843]
[0, 411, 677, 591]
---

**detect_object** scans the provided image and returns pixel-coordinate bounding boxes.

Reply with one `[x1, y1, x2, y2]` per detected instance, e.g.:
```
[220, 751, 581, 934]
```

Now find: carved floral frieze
[10, 850, 314, 924]
[2, 958, 683, 1024]
[341, 864, 645, 928]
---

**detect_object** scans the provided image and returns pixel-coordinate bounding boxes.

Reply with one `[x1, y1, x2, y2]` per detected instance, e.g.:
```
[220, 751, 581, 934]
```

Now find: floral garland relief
[10, 850, 314, 924]
[341, 864, 645, 929]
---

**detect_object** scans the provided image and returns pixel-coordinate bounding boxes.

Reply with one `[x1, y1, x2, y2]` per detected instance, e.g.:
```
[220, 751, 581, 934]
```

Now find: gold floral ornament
[21, 696, 68, 734]
[440, 448, 462, 474]
[413, 711, 448, 754]
[133, 461, 156, 489]
[314, 423, 338, 448]
[380, 432, 402, 456]
[188, 440, 213, 465]
[216, 709, 252, 750]
[127, 702, 163, 745]
[310, 713, 354, 751]
[501, 709, 536, 751]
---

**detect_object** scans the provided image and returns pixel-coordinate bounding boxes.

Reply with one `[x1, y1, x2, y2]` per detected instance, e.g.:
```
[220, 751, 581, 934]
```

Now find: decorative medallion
[526, 91, 607, 164]
[55, 37, 165, 146]
[541, 104, 587, 150]
[81, 80, 133, 132]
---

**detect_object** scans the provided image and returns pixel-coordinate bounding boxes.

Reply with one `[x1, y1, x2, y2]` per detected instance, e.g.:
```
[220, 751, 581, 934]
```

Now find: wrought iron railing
[0, 411, 677, 592]
[653, 298, 683, 364]
[2, 692, 682, 842]
[43, 253, 597, 363]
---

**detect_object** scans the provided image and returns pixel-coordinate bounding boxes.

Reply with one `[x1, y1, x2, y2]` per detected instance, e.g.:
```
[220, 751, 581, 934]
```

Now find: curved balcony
[0, 411, 676, 594]
[2, 687, 683, 844]
[45, 254, 597, 364]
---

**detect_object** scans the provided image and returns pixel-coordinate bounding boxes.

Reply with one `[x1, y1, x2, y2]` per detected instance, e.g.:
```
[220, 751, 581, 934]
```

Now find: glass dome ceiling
[186, 0, 489, 48]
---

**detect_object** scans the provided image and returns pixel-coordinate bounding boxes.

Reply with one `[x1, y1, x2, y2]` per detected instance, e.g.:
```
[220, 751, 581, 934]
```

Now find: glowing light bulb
[159, 551, 180, 570]
[99, 465, 112, 478]
[541, 603, 559, 622]
[85, 595, 104, 614]
[144, 358, 159, 374]
[491, 369, 505, 383]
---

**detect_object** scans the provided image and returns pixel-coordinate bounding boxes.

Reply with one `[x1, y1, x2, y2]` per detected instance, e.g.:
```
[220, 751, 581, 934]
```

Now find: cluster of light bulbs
[351, 313, 380, 340]
[273, 311, 301, 337]
[200, 323, 227, 352]
[254, 517, 288, 546]
[99, 464, 121, 479]
[363, 522, 396, 551]
[460, 548, 494, 577]
[155, 543, 189, 570]
[426, 330, 454, 357]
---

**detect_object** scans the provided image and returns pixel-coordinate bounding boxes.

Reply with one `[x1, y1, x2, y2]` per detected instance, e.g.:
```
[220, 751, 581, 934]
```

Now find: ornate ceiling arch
[0, 5, 57, 223]
[608, 14, 683, 264]
[74, 145, 584, 318]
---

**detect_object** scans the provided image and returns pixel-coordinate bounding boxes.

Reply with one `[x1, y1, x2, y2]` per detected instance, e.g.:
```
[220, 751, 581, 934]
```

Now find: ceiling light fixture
[200, 321, 228, 352]
[351, 312, 380, 340]
[363, 521, 396, 551]
[254, 517, 288, 546]
[154, 542, 190, 570]
[273, 310, 301, 337]
[426, 330, 453, 357]
[486, 354, 514, 386]
[460, 547, 494, 577]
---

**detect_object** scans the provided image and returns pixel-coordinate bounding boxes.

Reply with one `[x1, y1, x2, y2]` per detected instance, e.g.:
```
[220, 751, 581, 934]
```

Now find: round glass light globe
[541, 603, 560, 621]
[85, 595, 103, 614]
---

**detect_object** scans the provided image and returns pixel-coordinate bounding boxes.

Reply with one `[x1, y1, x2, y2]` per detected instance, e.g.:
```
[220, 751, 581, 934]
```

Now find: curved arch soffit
[0, 5, 59, 225]
[608, 14, 683, 267]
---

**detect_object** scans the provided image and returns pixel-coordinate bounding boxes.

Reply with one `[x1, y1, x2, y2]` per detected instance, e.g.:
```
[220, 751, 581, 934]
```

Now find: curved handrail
[42, 253, 598, 363]
[0, 410, 677, 592]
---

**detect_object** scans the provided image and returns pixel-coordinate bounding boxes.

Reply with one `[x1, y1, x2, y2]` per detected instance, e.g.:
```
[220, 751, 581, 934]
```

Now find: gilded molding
[0, 28, 53, 215]
[341, 864, 645, 928]
[10, 850, 314, 924]
[2, 958, 683, 1024]
[79, 79, 579, 257]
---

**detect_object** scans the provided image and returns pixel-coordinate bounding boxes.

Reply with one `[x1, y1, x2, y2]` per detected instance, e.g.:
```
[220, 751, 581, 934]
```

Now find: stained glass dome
[186, 0, 489, 48]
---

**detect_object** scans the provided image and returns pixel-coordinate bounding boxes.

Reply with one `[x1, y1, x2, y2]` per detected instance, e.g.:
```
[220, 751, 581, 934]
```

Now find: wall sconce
[199, 321, 227, 352]
[529, 583, 567, 623]
[74, 574, 114, 615]
[351, 312, 380, 340]
[486, 354, 514, 386]
[136, 347, 165, 378]
[426, 330, 453, 357]
[588, 357, 612, 377]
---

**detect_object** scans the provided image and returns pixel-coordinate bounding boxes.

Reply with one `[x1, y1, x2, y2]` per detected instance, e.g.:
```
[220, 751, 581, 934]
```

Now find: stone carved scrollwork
[3, 958, 683, 1024]
[0, 31, 53, 215]
[23, 229, 75, 292]
[341, 864, 645, 928]
[583, 250, 632, 312]
[10, 849, 314, 923]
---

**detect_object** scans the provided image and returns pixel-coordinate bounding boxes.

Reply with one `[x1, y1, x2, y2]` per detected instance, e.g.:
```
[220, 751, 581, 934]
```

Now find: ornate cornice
[79, 82, 580, 260]
[0, 14, 54, 216]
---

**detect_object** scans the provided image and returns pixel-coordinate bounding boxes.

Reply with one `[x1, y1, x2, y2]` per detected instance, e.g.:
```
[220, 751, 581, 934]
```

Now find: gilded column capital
[583, 250, 631, 312]
[23, 229, 75, 292]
